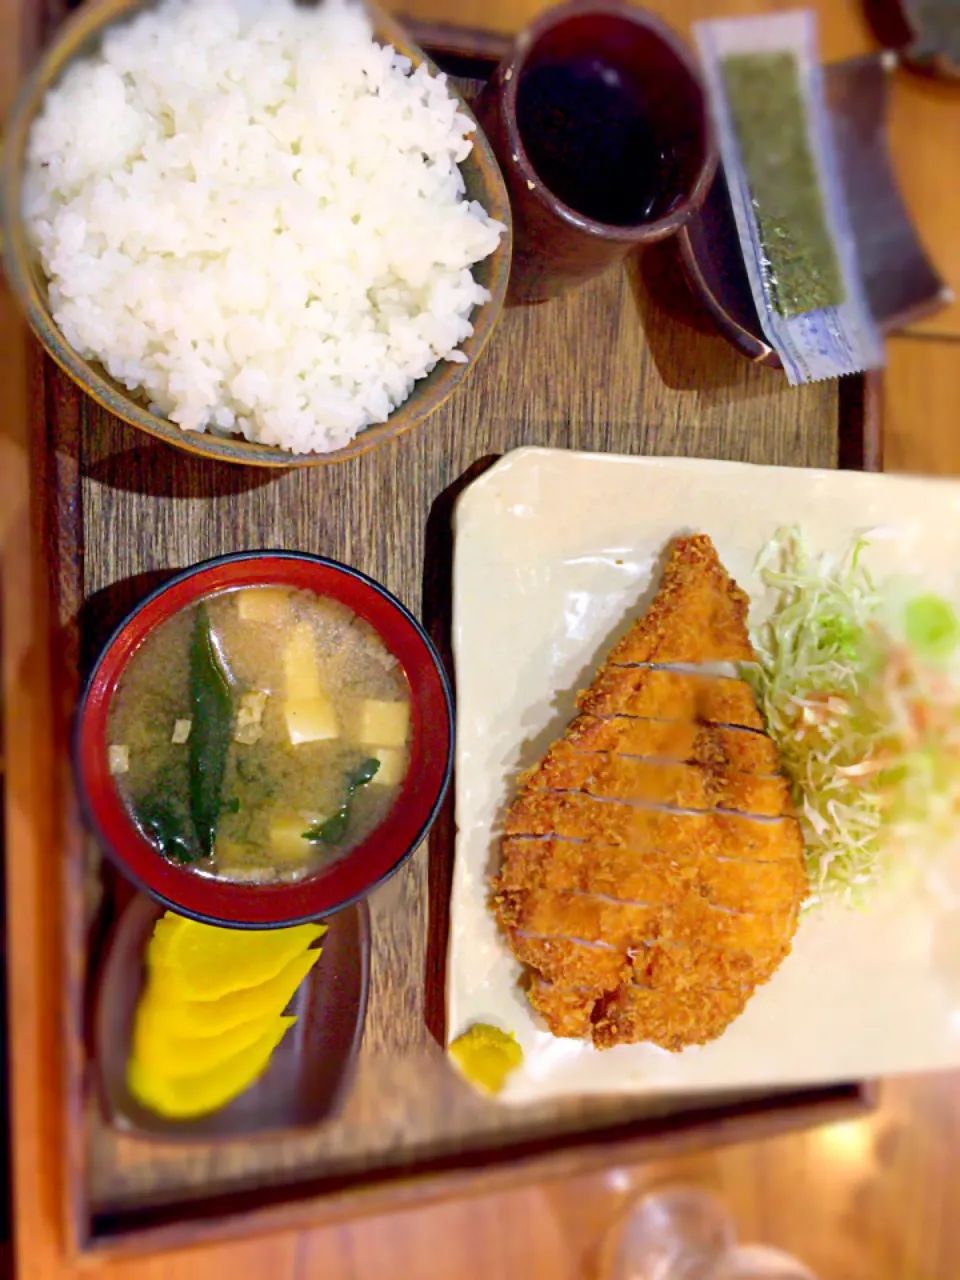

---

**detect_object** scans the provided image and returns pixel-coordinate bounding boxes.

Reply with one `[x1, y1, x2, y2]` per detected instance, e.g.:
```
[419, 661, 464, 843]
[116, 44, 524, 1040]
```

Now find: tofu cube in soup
[106, 584, 412, 882]
[269, 814, 323, 862]
[286, 698, 339, 745]
[370, 746, 406, 787]
[355, 699, 410, 748]
[214, 839, 273, 882]
[284, 623, 323, 701]
[236, 587, 294, 623]
[171, 718, 192, 744]
[234, 691, 268, 745]
[283, 623, 339, 744]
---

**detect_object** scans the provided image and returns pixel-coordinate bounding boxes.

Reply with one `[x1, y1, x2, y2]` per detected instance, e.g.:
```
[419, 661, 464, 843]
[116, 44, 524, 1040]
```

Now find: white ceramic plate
[447, 448, 960, 1104]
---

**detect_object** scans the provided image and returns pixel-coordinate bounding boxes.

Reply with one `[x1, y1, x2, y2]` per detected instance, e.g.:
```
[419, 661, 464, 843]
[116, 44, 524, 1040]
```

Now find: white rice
[23, 0, 505, 453]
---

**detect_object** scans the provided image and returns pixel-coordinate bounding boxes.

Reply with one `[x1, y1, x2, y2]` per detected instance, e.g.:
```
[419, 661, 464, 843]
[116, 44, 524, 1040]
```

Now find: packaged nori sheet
[694, 10, 883, 384]
[721, 51, 845, 317]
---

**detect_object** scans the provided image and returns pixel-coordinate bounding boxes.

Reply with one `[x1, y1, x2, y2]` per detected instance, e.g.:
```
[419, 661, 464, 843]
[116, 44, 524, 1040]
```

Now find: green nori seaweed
[137, 794, 203, 864]
[721, 51, 845, 318]
[188, 604, 234, 857]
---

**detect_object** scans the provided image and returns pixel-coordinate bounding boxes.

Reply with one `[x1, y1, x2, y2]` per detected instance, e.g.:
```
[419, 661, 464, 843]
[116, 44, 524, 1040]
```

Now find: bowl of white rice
[2, 0, 511, 466]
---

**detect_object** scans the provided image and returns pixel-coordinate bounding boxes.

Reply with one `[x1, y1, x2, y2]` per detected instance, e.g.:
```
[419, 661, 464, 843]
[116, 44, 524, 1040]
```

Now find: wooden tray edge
[80, 1081, 875, 1259]
[36, 347, 90, 1262]
[5, 9, 884, 1268]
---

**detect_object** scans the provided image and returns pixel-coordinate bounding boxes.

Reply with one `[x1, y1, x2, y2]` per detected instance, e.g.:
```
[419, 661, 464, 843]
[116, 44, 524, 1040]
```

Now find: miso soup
[106, 586, 412, 882]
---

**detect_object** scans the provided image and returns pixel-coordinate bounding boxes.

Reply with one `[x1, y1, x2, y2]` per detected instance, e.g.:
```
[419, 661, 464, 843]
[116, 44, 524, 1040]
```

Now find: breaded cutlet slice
[593, 983, 752, 1051]
[492, 533, 807, 1050]
[508, 932, 630, 993]
[522, 745, 791, 817]
[499, 888, 798, 958]
[605, 533, 754, 665]
[632, 936, 792, 994]
[503, 792, 804, 862]
[497, 838, 808, 913]
[528, 979, 598, 1040]
[564, 716, 781, 775]
[577, 667, 764, 728]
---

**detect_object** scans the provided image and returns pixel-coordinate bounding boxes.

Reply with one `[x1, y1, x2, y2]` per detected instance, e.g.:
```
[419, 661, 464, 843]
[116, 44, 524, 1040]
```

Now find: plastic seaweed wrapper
[695, 10, 883, 385]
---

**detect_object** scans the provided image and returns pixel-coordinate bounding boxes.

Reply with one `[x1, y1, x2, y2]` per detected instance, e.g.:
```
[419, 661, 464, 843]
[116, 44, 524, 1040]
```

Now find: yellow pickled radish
[145, 911, 190, 969]
[132, 1002, 286, 1078]
[448, 1024, 523, 1095]
[147, 912, 325, 1000]
[139, 946, 322, 1038]
[128, 1016, 296, 1119]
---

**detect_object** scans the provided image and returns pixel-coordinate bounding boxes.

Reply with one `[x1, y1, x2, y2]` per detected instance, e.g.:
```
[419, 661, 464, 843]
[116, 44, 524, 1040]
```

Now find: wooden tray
[18, 8, 880, 1263]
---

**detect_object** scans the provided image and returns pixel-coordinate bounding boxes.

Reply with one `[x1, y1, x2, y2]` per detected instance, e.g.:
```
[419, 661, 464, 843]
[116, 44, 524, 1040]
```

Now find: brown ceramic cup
[475, 0, 718, 304]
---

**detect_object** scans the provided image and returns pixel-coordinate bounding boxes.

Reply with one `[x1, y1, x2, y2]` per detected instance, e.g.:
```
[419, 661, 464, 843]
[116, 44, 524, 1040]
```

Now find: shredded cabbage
[744, 527, 960, 908]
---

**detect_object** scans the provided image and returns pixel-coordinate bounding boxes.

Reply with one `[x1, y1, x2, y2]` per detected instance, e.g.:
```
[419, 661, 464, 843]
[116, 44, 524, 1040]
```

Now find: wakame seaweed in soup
[106, 587, 412, 882]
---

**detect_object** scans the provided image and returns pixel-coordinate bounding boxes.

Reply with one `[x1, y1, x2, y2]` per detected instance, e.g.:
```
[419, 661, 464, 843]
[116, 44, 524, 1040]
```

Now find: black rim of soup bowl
[74, 551, 456, 929]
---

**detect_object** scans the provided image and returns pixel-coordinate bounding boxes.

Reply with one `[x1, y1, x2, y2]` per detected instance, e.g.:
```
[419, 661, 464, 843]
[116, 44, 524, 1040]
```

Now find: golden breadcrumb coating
[492, 534, 807, 1051]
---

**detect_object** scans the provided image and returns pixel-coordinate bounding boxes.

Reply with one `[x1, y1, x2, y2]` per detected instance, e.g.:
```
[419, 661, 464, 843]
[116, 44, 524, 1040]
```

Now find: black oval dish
[95, 893, 370, 1141]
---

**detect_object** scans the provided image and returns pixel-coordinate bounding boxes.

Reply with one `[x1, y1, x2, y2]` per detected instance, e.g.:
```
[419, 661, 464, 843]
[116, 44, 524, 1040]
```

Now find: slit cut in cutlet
[514, 931, 617, 952]
[516, 928, 789, 1004]
[502, 886, 796, 931]
[562, 716, 781, 774]
[503, 890, 798, 953]
[576, 666, 764, 729]
[503, 791, 805, 859]
[522, 751, 791, 818]
[565, 750, 782, 778]
[513, 928, 794, 959]
[522, 888, 767, 916]
[510, 932, 631, 993]
[499, 831, 797, 866]
[609, 670, 742, 691]
[607, 659, 739, 676]
[496, 838, 808, 912]
[585, 713, 768, 737]
[533, 976, 753, 996]
[526, 787, 789, 822]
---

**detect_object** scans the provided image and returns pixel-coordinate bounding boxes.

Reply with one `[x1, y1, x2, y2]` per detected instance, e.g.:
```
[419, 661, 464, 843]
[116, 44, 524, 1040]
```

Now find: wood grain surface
[885, 335, 960, 476]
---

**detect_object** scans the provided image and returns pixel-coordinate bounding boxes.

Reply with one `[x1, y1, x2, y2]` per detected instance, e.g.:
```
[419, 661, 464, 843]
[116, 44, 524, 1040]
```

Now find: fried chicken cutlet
[492, 533, 807, 1052]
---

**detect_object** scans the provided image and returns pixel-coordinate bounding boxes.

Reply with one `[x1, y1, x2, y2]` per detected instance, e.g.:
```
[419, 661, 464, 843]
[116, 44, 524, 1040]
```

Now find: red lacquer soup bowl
[75, 552, 454, 927]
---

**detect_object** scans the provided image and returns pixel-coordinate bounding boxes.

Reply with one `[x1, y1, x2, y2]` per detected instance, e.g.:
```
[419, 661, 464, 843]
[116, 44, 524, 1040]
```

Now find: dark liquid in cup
[516, 57, 686, 226]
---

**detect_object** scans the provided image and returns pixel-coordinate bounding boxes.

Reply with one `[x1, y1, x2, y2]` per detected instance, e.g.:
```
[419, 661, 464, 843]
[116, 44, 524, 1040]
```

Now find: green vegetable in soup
[303, 757, 380, 846]
[107, 587, 412, 882]
[138, 794, 202, 864]
[188, 604, 234, 858]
